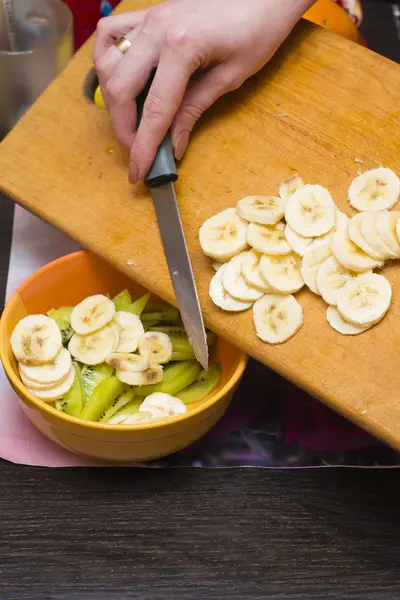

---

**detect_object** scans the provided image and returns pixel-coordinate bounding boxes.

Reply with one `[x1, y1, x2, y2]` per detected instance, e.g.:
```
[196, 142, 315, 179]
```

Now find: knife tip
[195, 347, 209, 371]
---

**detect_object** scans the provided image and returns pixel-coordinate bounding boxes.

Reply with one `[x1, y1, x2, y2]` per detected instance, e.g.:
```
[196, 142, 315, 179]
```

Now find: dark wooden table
[1, 193, 400, 600]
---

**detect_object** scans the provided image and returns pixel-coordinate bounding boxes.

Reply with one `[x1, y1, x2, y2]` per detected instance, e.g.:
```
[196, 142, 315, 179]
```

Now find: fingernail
[129, 161, 138, 184]
[174, 131, 189, 161]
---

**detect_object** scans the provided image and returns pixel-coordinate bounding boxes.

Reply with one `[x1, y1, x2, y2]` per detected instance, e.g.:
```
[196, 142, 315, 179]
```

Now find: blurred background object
[0, 0, 73, 138]
[62, 0, 119, 49]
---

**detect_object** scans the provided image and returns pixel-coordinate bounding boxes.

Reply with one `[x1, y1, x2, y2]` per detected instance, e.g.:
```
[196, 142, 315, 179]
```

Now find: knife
[136, 81, 209, 371]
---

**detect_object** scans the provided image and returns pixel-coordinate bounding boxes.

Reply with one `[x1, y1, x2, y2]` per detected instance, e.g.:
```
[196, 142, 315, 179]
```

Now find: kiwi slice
[128, 292, 151, 316]
[48, 306, 74, 344]
[81, 363, 114, 402]
[55, 362, 84, 417]
[98, 387, 136, 423]
[161, 360, 195, 383]
[113, 289, 132, 311]
[136, 360, 201, 397]
[141, 308, 180, 324]
[80, 376, 128, 422]
[167, 331, 217, 361]
[176, 365, 222, 404]
[105, 397, 142, 424]
[149, 325, 186, 335]
[143, 319, 161, 330]
[143, 297, 173, 312]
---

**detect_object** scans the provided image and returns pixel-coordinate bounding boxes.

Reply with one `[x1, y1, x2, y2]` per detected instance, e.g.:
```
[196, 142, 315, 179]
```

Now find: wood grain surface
[0, 460, 399, 600]
[1, 0, 400, 448]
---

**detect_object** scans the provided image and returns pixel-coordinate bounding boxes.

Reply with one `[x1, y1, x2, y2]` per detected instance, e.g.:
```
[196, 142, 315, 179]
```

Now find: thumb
[171, 64, 243, 161]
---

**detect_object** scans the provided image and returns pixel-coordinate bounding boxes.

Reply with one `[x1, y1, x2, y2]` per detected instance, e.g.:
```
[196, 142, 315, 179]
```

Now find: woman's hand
[93, 0, 314, 183]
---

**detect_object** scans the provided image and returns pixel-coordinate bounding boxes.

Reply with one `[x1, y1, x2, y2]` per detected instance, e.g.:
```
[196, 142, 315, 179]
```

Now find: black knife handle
[136, 75, 178, 188]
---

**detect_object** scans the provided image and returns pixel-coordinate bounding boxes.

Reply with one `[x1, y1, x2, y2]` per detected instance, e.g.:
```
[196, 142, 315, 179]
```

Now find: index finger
[129, 48, 197, 182]
[93, 10, 149, 61]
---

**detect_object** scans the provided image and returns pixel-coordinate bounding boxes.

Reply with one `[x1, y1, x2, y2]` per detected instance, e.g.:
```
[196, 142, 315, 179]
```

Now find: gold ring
[114, 36, 132, 55]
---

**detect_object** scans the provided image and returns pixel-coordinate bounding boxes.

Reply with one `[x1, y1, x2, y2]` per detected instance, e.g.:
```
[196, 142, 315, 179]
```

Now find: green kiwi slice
[105, 397, 142, 424]
[136, 360, 201, 397]
[112, 289, 132, 311]
[148, 325, 186, 335]
[98, 388, 136, 423]
[167, 331, 217, 361]
[176, 365, 222, 404]
[55, 362, 84, 417]
[81, 363, 114, 402]
[141, 308, 180, 325]
[142, 297, 173, 312]
[80, 376, 129, 422]
[161, 360, 195, 383]
[48, 306, 74, 344]
[128, 292, 151, 316]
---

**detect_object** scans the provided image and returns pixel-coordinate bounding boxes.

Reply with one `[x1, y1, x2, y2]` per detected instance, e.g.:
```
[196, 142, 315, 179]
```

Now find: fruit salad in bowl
[0, 251, 247, 462]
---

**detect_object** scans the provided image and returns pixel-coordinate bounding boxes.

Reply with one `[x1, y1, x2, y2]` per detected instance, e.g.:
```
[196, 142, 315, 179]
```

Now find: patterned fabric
[335, 0, 363, 25]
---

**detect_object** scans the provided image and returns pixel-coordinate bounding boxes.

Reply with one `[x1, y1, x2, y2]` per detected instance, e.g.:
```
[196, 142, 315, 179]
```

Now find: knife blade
[136, 86, 209, 370]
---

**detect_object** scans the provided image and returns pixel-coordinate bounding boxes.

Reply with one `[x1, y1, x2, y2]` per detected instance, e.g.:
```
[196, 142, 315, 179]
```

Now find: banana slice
[348, 213, 385, 260]
[326, 306, 370, 335]
[199, 208, 248, 261]
[71, 294, 115, 335]
[212, 261, 224, 271]
[348, 167, 400, 212]
[106, 352, 148, 372]
[300, 239, 332, 295]
[285, 185, 336, 238]
[253, 294, 303, 344]
[27, 365, 75, 401]
[360, 211, 397, 260]
[119, 411, 155, 425]
[377, 211, 400, 257]
[336, 273, 392, 327]
[209, 265, 253, 312]
[139, 393, 187, 418]
[138, 331, 173, 364]
[68, 323, 120, 365]
[335, 210, 350, 232]
[237, 195, 285, 225]
[241, 249, 273, 292]
[316, 257, 356, 306]
[114, 311, 144, 353]
[247, 222, 291, 255]
[19, 347, 71, 386]
[260, 253, 304, 294]
[222, 253, 265, 302]
[279, 174, 305, 202]
[108, 414, 135, 425]
[116, 364, 163, 386]
[397, 216, 400, 248]
[284, 225, 314, 257]
[331, 227, 384, 273]
[11, 314, 62, 365]
[287, 210, 349, 257]
[318, 210, 350, 242]
[19, 369, 64, 391]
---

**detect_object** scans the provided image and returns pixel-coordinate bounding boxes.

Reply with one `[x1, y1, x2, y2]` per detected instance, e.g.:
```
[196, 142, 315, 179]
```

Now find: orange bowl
[0, 251, 248, 462]
[304, 0, 363, 45]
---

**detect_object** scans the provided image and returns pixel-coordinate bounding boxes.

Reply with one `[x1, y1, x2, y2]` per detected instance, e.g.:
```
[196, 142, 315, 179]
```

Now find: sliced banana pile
[200, 167, 400, 343]
[11, 315, 74, 400]
[11, 293, 178, 401]
[10, 290, 222, 427]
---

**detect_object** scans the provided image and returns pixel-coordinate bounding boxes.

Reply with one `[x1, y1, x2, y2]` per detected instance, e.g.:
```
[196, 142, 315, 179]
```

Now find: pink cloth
[0, 207, 101, 466]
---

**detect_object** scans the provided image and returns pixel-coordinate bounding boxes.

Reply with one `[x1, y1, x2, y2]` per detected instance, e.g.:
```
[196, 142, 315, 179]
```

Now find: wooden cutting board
[1, 0, 400, 449]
